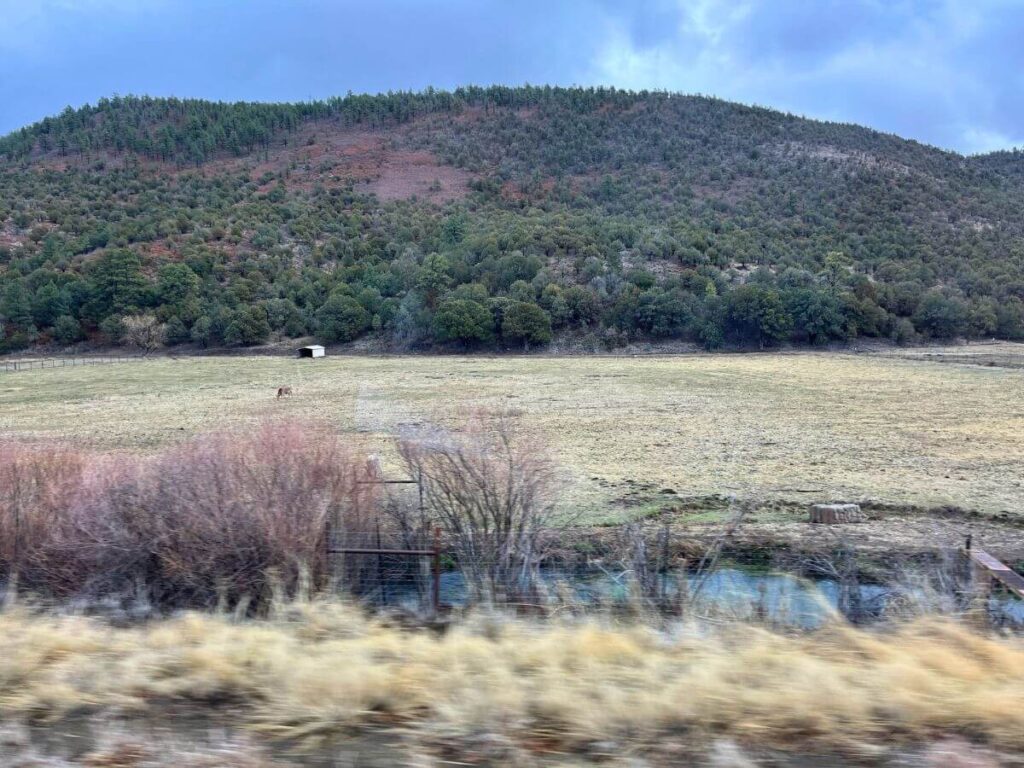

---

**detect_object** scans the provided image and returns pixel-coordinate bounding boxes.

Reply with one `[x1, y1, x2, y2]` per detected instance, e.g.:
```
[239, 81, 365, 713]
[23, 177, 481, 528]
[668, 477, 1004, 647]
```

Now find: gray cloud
[584, 0, 1024, 153]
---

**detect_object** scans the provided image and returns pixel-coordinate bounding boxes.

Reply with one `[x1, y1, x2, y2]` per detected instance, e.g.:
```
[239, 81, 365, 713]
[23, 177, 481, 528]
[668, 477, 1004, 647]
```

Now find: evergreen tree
[88, 248, 147, 319]
[32, 283, 69, 328]
[501, 301, 552, 350]
[223, 306, 270, 346]
[1, 282, 34, 327]
[316, 295, 371, 342]
[724, 285, 792, 348]
[52, 315, 82, 343]
[434, 299, 494, 346]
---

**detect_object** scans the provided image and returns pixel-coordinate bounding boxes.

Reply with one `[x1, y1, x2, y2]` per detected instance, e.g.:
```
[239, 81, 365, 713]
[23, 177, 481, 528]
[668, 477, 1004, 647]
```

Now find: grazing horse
[276, 386, 293, 399]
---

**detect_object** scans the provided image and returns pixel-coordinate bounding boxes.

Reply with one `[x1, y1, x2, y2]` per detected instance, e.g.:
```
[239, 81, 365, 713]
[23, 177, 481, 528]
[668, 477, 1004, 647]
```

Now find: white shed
[299, 345, 325, 359]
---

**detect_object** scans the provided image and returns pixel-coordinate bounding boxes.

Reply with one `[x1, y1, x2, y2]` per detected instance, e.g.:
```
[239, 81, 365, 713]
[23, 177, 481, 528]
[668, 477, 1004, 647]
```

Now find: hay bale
[809, 503, 864, 524]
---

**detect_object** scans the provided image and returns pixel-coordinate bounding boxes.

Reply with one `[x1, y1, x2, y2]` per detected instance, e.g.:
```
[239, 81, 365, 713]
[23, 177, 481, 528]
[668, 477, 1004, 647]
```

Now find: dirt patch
[775, 141, 916, 177]
[452, 105, 487, 124]
[872, 341, 1024, 370]
[691, 176, 759, 206]
[142, 241, 178, 260]
[15, 116, 473, 204]
[199, 120, 474, 203]
[0, 223, 26, 250]
[661, 495, 1024, 564]
[596, 481, 1024, 566]
[358, 149, 472, 203]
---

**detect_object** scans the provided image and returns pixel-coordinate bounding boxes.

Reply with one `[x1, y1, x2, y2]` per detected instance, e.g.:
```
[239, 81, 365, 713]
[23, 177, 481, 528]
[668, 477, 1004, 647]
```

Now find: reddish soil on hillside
[358, 149, 472, 203]
[22, 116, 475, 205]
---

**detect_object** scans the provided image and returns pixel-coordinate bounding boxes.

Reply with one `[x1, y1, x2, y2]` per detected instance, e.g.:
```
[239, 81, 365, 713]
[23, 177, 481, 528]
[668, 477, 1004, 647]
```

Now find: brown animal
[276, 386, 293, 399]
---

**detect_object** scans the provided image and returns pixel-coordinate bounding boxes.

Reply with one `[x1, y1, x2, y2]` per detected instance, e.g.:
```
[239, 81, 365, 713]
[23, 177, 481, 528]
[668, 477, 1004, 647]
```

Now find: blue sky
[1, 0, 1021, 154]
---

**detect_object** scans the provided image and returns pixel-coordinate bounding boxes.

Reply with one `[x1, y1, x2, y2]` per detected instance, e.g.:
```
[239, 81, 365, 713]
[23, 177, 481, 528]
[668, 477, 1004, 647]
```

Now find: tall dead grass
[0, 602, 1021, 755]
[0, 422, 369, 608]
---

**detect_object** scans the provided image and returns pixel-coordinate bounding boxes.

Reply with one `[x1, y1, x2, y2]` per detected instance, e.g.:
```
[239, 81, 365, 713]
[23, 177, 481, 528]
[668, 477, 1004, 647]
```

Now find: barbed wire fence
[326, 516, 1022, 627]
[0, 356, 144, 373]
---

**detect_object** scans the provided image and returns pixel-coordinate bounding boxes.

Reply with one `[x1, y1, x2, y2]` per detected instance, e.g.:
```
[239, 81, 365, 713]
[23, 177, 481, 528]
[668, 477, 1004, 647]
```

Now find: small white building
[299, 344, 325, 359]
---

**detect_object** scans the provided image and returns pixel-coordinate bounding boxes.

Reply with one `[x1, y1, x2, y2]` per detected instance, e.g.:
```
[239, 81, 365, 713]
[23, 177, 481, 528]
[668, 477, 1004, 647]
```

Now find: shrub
[0, 422, 372, 610]
[0, 444, 96, 594]
[398, 409, 562, 600]
[93, 422, 366, 608]
[316, 295, 371, 342]
[501, 301, 552, 350]
[433, 299, 494, 346]
[52, 315, 83, 344]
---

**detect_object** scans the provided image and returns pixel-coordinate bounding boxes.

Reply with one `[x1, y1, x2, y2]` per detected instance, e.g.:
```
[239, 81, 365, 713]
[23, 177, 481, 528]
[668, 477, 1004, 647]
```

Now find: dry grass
[3, 348, 1023, 520]
[0, 601, 1022, 755]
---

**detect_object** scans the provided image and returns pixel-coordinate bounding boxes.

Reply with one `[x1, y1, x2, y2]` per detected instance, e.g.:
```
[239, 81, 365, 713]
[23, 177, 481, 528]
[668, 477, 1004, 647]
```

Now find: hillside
[2, 86, 1024, 354]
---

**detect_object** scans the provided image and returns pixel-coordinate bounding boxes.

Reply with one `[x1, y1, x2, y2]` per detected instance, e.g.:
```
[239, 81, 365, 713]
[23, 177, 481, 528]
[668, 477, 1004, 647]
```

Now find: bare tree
[797, 542, 867, 622]
[619, 521, 671, 603]
[398, 409, 562, 602]
[688, 497, 751, 604]
[121, 314, 166, 353]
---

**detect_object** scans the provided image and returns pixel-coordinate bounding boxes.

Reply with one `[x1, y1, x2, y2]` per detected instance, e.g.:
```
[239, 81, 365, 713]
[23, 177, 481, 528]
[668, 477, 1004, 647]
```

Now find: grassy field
[2, 347, 1024, 519]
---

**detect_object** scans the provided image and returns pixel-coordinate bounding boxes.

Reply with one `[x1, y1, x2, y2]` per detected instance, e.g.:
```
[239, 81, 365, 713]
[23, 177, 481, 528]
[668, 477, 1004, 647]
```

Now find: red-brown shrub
[1, 421, 372, 609]
[0, 443, 101, 593]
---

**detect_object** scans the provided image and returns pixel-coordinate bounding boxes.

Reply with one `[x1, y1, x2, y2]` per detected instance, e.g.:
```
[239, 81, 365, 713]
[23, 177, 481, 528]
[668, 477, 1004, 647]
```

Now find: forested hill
[2, 86, 1024, 354]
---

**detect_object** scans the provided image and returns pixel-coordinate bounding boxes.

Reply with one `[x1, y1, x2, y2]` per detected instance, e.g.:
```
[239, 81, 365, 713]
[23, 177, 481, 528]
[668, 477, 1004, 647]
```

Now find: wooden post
[967, 561, 993, 627]
[322, 507, 332, 592]
[375, 521, 384, 604]
[432, 526, 441, 616]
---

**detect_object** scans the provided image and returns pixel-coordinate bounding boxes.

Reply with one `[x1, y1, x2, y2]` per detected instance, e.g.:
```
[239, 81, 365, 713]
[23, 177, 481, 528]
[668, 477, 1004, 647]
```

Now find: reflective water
[383, 567, 1024, 628]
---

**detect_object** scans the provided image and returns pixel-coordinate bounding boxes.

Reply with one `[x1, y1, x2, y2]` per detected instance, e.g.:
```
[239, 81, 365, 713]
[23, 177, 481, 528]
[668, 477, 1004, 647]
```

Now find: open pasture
[2, 348, 1023, 519]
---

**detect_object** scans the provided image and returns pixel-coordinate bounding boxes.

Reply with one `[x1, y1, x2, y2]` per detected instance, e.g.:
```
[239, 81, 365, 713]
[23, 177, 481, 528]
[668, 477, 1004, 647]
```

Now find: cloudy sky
[1, 0, 1021, 154]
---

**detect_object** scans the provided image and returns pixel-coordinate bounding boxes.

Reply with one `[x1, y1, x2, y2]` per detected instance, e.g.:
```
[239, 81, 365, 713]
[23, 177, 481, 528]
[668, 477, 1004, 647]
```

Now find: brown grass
[3, 350, 1024, 523]
[0, 602, 1021, 755]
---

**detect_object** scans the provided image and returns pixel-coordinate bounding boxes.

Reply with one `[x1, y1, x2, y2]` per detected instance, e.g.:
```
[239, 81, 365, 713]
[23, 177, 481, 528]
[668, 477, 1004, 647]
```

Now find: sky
[1, 0, 1022, 154]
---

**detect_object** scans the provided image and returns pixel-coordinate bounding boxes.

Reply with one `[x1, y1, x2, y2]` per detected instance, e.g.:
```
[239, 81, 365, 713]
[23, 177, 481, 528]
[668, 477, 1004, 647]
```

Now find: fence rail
[323, 525, 1024, 627]
[0, 356, 145, 373]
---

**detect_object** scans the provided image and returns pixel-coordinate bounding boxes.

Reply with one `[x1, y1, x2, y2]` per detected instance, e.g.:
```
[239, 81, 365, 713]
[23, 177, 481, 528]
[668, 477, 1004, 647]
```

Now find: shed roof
[300, 345, 325, 351]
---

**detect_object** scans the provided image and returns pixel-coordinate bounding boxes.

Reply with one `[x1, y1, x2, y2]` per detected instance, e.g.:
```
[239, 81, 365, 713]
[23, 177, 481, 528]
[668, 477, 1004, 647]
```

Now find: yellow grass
[2, 348, 1024, 518]
[0, 602, 1022, 752]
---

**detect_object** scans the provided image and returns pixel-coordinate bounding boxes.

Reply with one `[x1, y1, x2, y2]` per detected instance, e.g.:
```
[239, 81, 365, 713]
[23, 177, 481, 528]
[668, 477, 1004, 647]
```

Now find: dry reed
[0, 601, 1020, 755]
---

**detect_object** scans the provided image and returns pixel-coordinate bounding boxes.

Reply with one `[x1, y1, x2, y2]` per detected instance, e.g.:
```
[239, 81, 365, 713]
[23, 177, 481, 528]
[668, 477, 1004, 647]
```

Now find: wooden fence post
[433, 526, 442, 616]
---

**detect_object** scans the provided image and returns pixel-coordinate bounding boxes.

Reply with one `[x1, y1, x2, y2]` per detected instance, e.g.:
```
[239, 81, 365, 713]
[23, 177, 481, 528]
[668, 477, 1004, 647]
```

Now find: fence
[328, 527, 442, 614]
[326, 523, 1024, 627]
[0, 356, 145, 373]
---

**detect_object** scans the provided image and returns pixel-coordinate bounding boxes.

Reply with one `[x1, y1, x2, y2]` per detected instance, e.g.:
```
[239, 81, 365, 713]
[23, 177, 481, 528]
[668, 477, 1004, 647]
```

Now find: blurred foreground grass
[1, 600, 1022, 756]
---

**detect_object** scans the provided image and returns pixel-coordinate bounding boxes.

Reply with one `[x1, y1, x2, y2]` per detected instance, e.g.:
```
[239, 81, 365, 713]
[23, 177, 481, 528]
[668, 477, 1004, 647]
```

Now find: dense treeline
[0, 86, 605, 166]
[2, 86, 1024, 354]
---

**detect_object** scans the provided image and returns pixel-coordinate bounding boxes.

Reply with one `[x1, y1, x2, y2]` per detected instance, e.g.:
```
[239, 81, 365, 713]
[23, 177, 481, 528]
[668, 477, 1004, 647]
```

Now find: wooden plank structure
[966, 545, 1024, 599]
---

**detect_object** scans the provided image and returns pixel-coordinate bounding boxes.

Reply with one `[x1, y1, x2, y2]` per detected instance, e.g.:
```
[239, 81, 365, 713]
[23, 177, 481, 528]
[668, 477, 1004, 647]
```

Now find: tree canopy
[2, 86, 1024, 353]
